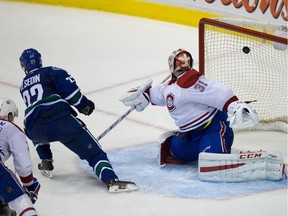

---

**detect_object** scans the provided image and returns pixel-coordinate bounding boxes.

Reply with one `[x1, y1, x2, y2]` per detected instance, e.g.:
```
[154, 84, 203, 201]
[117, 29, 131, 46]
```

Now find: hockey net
[199, 18, 288, 133]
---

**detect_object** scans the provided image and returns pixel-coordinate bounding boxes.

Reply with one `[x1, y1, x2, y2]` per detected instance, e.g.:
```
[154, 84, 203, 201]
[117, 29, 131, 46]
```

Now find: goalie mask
[168, 49, 193, 74]
[20, 48, 42, 74]
[0, 97, 18, 120]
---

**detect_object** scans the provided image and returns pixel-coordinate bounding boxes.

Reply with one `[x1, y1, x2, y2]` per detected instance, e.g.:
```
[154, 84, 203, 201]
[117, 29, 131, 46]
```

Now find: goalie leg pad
[198, 151, 286, 182]
[158, 131, 182, 167]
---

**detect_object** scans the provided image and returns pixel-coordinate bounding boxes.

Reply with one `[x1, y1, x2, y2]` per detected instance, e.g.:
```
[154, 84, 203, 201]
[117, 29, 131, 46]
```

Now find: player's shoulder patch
[176, 69, 202, 88]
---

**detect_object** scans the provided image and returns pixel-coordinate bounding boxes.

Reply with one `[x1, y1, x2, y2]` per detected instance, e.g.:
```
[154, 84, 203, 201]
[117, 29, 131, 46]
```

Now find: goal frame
[198, 18, 288, 75]
[198, 18, 288, 132]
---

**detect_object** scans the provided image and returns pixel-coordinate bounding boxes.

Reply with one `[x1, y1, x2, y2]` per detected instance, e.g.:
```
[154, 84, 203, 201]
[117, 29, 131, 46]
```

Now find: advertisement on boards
[145, 0, 287, 25]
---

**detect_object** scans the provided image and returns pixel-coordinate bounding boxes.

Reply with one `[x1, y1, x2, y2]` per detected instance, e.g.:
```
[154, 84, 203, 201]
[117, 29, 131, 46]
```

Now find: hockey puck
[242, 46, 250, 54]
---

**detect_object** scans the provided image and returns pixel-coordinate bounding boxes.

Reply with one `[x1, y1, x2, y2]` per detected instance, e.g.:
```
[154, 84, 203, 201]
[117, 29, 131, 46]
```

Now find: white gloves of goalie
[228, 101, 260, 129]
[119, 80, 152, 112]
[119, 81, 260, 129]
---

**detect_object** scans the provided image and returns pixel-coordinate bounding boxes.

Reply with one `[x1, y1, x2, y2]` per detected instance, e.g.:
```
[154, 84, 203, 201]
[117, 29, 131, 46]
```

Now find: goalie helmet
[19, 48, 42, 74]
[168, 49, 193, 74]
[0, 97, 18, 119]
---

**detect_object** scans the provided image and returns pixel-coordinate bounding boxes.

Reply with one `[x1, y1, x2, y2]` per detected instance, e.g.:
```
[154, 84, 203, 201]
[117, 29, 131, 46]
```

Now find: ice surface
[0, 1, 287, 216]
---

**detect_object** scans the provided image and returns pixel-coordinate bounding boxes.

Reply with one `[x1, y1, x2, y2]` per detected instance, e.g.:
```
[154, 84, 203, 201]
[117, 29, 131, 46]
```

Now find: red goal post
[198, 18, 287, 132]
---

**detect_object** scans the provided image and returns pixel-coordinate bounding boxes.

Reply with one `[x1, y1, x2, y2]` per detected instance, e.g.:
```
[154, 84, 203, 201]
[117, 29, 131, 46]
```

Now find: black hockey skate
[0, 203, 16, 216]
[38, 159, 54, 178]
[106, 179, 137, 193]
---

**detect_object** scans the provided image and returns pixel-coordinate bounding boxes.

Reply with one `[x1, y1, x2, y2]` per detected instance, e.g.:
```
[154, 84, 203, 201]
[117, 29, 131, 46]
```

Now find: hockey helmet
[168, 49, 193, 74]
[0, 97, 18, 119]
[19, 48, 42, 74]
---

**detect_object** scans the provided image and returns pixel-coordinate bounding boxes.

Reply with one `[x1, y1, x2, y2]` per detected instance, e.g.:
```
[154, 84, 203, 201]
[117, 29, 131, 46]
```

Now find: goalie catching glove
[119, 80, 152, 112]
[227, 101, 259, 129]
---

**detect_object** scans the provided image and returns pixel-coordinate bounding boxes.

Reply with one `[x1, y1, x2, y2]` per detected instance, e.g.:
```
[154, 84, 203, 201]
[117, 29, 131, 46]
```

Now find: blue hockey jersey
[20, 66, 86, 130]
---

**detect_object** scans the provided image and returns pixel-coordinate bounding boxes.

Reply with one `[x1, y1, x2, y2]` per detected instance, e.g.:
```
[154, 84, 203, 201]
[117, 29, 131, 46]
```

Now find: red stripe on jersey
[176, 69, 202, 89]
[19, 207, 36, 216]
[20, 173, 34, 186]
[200, 163, 246, 172]
[180, 111, 210, 129]
[222, 96, 238, 112]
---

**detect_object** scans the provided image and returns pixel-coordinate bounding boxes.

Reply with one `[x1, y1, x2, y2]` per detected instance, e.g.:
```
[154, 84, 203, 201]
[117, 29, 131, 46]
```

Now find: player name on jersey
[20, 74, 40, 91]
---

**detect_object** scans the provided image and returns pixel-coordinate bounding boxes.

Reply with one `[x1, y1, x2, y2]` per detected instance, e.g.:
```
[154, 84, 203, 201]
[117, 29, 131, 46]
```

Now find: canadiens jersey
[0, 119, 33, 178]
[20, 66, 83, 130]
[149, 69, 238, 132]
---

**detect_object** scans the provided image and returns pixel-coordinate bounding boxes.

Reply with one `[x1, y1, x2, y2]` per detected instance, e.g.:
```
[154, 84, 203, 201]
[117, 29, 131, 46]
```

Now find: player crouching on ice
[119, 49, 287, 182]
[19, 48, 137, 192]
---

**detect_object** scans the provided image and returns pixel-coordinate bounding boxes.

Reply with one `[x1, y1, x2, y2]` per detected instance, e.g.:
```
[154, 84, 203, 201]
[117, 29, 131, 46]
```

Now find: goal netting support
[199, 18, 288, 133]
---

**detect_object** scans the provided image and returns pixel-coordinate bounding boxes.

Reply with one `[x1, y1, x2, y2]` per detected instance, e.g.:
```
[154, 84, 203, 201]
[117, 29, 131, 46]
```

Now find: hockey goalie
[119, 48, 287, 182]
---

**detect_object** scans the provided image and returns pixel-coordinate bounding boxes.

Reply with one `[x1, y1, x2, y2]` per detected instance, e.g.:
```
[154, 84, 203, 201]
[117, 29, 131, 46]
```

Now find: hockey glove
[76, 96, 95, 115]
[119, 80, 152, 112]
[24, 178, 41, 204]
[227, 101, 259, 129]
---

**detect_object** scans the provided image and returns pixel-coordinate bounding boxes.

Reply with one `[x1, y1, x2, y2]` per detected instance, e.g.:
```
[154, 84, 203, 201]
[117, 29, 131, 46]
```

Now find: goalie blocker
[198, 151, 287, 182]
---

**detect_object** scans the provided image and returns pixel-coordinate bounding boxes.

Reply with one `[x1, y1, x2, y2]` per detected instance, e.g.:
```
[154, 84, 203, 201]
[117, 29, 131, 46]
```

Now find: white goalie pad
[198, 151, 287, 182]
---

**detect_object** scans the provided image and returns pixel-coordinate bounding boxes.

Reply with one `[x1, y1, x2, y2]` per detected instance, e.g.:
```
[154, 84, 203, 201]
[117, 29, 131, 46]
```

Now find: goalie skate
[38, 159, 54, 179]
[106, 179, 138, 193]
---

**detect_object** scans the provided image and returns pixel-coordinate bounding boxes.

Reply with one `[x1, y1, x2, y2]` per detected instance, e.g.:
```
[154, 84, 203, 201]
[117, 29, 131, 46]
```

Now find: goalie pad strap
[198, 151, 286, 182]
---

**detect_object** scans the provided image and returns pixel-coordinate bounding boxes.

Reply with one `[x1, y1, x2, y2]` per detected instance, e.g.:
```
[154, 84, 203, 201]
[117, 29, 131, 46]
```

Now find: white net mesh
[200, 18, 287, 132]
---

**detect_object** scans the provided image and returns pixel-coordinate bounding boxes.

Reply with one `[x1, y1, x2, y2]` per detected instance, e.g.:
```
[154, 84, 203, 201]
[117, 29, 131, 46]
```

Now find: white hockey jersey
[149, 69, 238, 132]
[0, 119, 33, 178]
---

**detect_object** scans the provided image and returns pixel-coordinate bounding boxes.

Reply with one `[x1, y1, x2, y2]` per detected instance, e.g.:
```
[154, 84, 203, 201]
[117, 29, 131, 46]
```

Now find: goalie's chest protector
[162, 70, 218, 132]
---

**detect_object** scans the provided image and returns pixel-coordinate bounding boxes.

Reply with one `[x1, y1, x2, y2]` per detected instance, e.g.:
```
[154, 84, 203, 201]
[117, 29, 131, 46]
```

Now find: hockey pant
[170, 111, 234, 163]
[25, 110, 118, 184]
[0, 161, 25, 204]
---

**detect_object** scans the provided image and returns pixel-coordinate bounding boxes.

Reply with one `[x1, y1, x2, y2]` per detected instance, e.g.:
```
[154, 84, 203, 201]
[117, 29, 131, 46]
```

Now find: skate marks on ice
[79, 143, 287, 199]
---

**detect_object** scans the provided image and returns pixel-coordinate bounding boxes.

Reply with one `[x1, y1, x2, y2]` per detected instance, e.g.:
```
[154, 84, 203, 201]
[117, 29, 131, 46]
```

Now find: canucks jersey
[20, 66, 84, 130]
[149, 69, 238, 132]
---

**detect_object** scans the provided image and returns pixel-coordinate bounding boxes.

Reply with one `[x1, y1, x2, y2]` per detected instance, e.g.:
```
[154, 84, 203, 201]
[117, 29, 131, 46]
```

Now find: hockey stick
[96, 74, 171, 141]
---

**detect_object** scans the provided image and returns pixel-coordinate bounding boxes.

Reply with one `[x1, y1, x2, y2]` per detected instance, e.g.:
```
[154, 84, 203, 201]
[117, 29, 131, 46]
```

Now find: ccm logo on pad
[239, 153, 263, 159]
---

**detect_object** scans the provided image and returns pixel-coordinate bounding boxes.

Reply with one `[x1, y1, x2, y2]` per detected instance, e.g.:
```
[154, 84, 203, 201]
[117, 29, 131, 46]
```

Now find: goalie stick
[96, 73, 172, 141]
